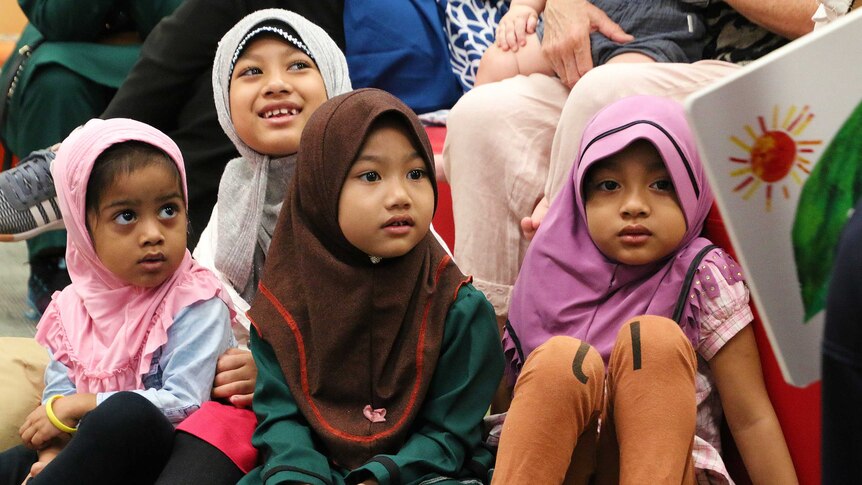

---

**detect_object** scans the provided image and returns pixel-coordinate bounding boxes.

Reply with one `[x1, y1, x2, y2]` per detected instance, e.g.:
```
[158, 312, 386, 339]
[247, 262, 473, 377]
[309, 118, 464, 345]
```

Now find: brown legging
[493, 316, 698, 485]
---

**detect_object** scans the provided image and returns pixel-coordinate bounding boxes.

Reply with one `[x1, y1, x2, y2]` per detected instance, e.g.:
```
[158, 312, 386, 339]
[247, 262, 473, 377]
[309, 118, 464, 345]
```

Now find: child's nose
[264, 73, 291, 95]
[620, 189, 650, 217]
[139, 218, 165, 246]
[386, 180, 411, 208]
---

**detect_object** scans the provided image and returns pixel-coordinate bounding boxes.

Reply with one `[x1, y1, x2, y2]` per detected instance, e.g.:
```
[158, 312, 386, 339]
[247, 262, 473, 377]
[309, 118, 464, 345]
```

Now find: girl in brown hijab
[243, 88, 504, 485]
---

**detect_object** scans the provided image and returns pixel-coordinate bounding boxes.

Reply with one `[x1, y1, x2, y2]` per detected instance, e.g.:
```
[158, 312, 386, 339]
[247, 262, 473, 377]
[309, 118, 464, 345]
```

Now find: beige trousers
[492, 316, 698, 485]
[443, 61, 741, 316]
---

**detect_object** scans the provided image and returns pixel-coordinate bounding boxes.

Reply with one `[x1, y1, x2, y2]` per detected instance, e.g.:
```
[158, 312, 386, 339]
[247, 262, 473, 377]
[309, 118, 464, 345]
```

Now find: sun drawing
[727, 105, 822, 211]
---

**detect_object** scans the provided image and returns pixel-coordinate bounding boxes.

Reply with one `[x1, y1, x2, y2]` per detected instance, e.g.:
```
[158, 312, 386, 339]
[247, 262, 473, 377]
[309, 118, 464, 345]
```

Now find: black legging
[0, 392, 245, 485]
[155, 431, 244, 484]
[0, 392, 173, 485]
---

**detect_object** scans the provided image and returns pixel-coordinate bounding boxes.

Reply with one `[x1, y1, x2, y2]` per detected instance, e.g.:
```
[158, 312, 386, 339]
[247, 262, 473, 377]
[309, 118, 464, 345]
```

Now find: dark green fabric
[242, 284, 503, 485]
[2, 0, 182, 157]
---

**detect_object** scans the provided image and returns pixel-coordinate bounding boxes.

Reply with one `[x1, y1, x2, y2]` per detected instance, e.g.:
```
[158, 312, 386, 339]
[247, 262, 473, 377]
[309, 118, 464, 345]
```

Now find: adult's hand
[212, 348, 257, 408]
[542, 0, 633, 87]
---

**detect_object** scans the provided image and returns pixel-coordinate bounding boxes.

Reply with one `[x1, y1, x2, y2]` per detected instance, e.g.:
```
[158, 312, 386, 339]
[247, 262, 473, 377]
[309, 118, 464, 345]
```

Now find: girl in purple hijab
[492, 96, 797, 484]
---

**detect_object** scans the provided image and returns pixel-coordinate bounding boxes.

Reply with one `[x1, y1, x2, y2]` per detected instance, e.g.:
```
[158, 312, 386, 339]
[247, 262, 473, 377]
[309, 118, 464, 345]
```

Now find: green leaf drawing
[792, 101, 862, 322]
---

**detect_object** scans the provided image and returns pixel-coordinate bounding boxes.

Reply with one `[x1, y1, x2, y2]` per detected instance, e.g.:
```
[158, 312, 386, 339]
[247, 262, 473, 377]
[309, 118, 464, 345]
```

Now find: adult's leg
[0, 446, 38, 485]
[443, 74, 569, 317]
[155, 432, 243, 485]
[822, 199, 862, 484]
[6, 63, 113, 316]
[29, 392, 174, 485]
[544, 60, 742, 200]
[492, 336, 605, 484]
[597, 317, 697, 485]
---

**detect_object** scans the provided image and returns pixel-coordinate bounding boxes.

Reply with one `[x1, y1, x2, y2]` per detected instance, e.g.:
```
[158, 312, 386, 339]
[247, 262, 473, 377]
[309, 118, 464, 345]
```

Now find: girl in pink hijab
[492, 96, 797, 484]
[0, 118, 234, 485]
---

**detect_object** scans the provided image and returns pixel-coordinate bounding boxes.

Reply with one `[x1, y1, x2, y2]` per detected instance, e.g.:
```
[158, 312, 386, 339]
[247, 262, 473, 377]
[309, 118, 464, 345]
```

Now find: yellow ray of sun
[743, 179, 762, 200]
[781, 105, 797, 129]
[745, 125, 758, 141]
[731, 167, 753, 177]
[730, 136, 752, 153]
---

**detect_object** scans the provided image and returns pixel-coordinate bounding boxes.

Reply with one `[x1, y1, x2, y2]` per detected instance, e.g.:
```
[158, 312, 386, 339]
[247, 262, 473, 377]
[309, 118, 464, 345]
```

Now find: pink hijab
[506, 96, 743, 373]
[35, 118, 232, 393]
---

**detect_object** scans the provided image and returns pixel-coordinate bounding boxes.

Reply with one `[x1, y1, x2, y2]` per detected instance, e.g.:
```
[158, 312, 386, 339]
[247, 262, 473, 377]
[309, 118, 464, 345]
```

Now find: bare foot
[28, 445, 61, 480]
[520, 196, 550, 240]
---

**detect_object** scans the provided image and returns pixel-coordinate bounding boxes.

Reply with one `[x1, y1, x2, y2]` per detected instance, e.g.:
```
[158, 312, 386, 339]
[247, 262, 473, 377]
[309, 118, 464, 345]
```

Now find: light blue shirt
[42, 297, 234, 424]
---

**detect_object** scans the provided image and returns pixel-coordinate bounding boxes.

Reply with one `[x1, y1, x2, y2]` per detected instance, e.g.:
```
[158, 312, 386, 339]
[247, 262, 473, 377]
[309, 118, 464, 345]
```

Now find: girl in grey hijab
[171, 8, 351, 482]
[194, 8, 351, 346]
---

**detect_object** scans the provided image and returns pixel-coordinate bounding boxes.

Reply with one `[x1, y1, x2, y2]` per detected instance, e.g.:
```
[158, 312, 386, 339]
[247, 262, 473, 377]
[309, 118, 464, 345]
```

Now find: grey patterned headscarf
[212, 9, 351, 295]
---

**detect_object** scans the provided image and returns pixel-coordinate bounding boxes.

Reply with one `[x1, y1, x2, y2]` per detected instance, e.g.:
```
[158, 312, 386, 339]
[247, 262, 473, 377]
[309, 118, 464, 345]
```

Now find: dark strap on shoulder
[504, 319, 526, 371]
[1, 39, 44, 171]
[672, 244, 718, 324]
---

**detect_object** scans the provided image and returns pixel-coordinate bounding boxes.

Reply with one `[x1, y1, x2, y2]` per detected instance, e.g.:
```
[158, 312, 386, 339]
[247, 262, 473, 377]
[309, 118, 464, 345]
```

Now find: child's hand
[212, 348, 257, 408]
[520, 195, 550, 241]
[496, 5, 540, 52]
[19, 405, 66, 450]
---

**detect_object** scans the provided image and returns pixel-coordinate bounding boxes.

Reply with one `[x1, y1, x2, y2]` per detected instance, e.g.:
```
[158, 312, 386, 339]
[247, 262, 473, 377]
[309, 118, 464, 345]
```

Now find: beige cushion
[0, 337, 48, 450]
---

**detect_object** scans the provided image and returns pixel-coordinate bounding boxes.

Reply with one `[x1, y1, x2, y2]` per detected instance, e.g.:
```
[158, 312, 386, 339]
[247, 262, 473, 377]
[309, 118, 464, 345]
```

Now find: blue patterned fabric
[440, 0, 508, 92]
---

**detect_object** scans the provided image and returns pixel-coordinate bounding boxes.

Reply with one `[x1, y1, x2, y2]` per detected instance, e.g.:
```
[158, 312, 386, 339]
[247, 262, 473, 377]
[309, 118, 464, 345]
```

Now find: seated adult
[0, 0, 181, 318]
[443, 0, 817, 332]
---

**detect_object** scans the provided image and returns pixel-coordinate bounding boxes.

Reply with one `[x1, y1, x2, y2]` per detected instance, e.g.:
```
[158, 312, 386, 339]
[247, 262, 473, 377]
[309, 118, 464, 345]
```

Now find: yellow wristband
[46, 395, 77, 434]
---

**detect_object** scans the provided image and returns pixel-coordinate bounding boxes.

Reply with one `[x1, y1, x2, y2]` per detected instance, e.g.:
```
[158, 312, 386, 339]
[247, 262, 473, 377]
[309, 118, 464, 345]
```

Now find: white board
[685, 11, 862, 386]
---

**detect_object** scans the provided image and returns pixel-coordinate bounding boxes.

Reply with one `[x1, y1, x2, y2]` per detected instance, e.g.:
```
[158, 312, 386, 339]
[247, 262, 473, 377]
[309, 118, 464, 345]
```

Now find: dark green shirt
[242, 284, 504, 485]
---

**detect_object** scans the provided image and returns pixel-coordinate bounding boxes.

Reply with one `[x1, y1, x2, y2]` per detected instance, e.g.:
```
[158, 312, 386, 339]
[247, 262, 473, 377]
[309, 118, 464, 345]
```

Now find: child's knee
[521, 336, 604, 390]
[611, 316, 696, 371]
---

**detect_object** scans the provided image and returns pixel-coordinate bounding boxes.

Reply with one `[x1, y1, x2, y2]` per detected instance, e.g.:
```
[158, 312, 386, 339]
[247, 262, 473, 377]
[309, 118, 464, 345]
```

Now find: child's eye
[237, 66, 262, 77]
[288, 61, 312, 71]
[407, 169, 426, 181]
[113, 210, 136, 225]
[651, 179, 675, 192]
[596, 180, 620, 191]
[359, 172, 381, 182]
[159, 204, 180, 219]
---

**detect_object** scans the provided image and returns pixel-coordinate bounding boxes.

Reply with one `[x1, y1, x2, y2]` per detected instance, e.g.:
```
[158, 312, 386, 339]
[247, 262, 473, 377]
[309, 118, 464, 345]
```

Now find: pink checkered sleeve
[695, 262, 753, 361]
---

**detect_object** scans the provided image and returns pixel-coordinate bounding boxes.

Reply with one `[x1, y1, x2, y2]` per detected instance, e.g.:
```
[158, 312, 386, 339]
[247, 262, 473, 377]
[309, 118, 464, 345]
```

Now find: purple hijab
[506, 95, 743, 373]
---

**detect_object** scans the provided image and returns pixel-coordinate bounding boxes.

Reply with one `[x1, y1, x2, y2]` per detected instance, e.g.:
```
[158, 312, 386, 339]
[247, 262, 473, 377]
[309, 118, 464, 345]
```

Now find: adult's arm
[724, 0, 817, 39]
[101, 0, 344, 129]
[541, 0, 632, 87]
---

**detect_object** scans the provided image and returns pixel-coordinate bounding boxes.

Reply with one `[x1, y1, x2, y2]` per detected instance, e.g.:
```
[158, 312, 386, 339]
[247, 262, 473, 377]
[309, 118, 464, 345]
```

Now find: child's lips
[259, 102, 301, 119]
[618, 225, 652, 244]
[382, 216, 415, 234]
[138, 254, 167, 270]
[260, 107, 300, 119]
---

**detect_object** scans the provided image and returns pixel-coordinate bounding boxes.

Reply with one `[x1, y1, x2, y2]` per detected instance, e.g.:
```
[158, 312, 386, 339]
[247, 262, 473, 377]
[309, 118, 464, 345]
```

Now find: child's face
[87, 162, 187, 287]
[229, 36, 327, 157]
[584, 140, 686, 266]
[338, 120, 434, 259]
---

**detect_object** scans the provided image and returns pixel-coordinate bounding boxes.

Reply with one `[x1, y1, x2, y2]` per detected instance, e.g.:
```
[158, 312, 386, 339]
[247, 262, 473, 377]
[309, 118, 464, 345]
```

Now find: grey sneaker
[0, 149, 64, 242]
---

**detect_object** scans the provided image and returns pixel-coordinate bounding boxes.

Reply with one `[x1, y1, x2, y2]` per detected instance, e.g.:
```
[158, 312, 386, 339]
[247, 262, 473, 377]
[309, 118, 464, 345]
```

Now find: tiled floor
[0, 241, 37, 337]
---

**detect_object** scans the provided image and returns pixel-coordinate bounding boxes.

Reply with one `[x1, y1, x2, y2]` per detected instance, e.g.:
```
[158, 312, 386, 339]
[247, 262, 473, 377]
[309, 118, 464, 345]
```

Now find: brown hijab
[248, 89, 469, 468]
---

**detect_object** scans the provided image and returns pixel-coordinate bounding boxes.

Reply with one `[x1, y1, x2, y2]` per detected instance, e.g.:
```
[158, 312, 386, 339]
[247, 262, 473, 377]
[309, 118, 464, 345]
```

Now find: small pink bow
[363, 405, 387, 423]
